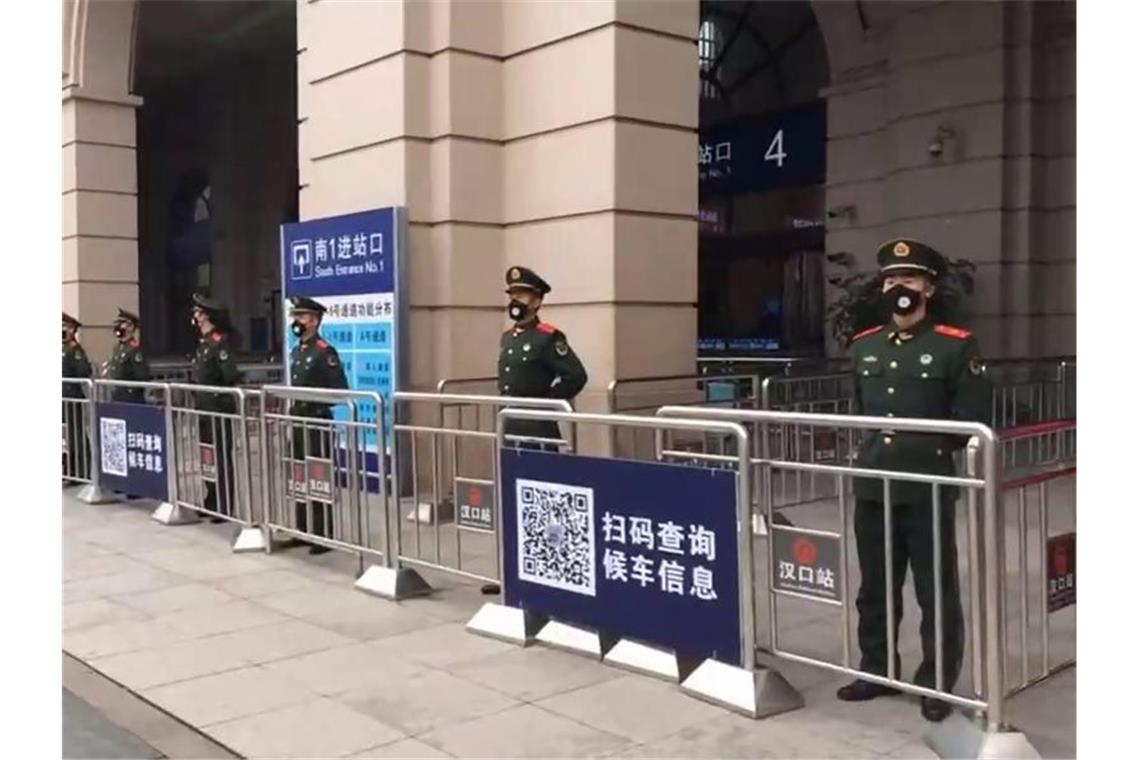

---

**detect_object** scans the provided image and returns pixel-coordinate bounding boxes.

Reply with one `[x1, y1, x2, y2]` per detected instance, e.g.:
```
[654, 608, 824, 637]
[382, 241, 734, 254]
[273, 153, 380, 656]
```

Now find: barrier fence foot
[535, 621, 614, 660]
[604, 639, 686, 682]
[151, 502, 200, 526]
[354, 564, 432, 600]
[925, 714, 1041, 760]
[680, 658, 803, 719]
[466, 602, 546, 646]
[76, 485, 117, 505]
[404, 499, 455, 525]
[232, 527, 267, 554]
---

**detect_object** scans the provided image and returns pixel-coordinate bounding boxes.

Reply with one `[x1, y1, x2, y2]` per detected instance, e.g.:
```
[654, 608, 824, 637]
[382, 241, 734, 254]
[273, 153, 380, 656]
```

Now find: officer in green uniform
[484, 266, 588, 595]
[837, 239, 991, 723]
[62, 312, 92, 482]
[191, 293, 241, 523]
[105, 309, 150, 403]
[288, 296, 349, 554]
[498, 266, 588, 447]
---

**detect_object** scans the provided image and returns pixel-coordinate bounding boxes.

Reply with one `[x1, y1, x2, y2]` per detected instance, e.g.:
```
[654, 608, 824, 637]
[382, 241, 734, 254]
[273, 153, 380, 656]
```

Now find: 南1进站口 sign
[281, 207, 406, 456]
[499, 449, 743, 666]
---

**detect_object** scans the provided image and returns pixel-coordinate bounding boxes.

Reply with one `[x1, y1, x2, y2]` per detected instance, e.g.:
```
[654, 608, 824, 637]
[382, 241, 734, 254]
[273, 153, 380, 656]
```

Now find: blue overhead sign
[699, 101, 826, 197]
[281, 207, 406, 452]
[500, 449, 743, 666]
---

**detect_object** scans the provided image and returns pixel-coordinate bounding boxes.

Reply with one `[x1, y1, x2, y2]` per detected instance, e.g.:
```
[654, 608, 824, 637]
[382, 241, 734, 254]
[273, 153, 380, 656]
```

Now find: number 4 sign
[765, 129, 786, 168]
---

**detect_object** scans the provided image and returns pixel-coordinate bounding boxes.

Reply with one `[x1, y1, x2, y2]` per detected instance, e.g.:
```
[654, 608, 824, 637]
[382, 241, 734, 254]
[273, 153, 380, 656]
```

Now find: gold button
[863, 370, 869, 376]
[887, 412, 895, 417]
[937, 449, 944, 456]
[884, 436, 893, 444]
[889, 361, 898, 369]
[887, 387, 895, 394]
[505, 366, 511, 372]
[921, 372, 928, 378]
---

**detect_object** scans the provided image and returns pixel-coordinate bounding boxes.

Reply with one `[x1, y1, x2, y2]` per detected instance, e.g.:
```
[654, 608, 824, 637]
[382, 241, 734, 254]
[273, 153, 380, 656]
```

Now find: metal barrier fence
[995, 419, 1076, 703]
[258, 385, 391, 572]
[390, 392, 576, 587]
[149, 359, 284, 387]
[62, 378, 93, 486]
[655, 406, 998, 715]
[163, 383, 264, 550]
[606, 373, 765, 460]
[648, 404, 1072, 753]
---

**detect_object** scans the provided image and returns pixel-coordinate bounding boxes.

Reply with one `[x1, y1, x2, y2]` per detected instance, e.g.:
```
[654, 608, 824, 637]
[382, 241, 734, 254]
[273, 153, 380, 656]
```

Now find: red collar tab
[934, 324, 972, 340]
[851, 325, 884, 342]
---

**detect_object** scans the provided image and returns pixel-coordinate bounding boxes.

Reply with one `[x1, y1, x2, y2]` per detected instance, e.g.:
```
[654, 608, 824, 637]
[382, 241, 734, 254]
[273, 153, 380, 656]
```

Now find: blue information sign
[95, 402, 169, 500]
[699, 101, 826, 197]
[280, 208, 405, 453]
[500, 449, 743, 666]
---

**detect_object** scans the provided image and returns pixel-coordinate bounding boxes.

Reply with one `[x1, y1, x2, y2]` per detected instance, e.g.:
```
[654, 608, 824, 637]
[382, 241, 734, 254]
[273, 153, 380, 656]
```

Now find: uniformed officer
[837, 239, 991, 723]
[62, 312, 92, 482]
[105, 309, 150, 403]
[288, 296, 349, 554]
[191, 293, 241, 523]
[484, 266, 588, 595]
[498, 266, 588, 447]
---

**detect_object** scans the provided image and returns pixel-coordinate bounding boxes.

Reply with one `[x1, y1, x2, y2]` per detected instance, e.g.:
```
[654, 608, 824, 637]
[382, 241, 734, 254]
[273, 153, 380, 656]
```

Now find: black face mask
[508, 299, 529, 322]
[884, 284, 924, 316]
[114, 325, 128, 340]
[62, 329, 69, 341]
[291, 321, 305, 338]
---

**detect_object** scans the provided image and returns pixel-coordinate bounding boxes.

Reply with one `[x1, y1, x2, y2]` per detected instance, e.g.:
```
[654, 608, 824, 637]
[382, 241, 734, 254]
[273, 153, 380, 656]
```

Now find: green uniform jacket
[62, 340, 92, 399]
[105, 339, 150, 403]
[289, 334, 349, 418]
[849, 319, 991, 505]
[498, 319, 587, 440]
[192, 330, 240, 413]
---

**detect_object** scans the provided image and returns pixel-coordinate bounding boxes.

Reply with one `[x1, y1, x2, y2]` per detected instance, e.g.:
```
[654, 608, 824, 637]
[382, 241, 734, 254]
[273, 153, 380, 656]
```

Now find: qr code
[100, 418, 127, 477]
[516, 479, 596, 597]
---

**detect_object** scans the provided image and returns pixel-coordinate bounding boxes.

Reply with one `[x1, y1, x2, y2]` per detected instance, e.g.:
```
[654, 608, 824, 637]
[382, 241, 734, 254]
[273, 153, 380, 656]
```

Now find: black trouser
[853, 498, 964, 690]
[62, 401, 90, 481]
[292, 419, 333, 539]
[199, 416, 236, 517]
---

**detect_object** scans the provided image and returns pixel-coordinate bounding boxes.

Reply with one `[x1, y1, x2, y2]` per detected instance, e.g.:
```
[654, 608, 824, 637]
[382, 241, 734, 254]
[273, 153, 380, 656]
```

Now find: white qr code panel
[100, 418, 128, 477]
[516, 479, 597, 597]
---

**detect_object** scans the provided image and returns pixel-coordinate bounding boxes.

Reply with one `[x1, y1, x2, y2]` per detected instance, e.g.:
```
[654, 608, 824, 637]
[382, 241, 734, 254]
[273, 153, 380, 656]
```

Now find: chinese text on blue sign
[281, 208, 405, 453]
[95, 401, 169, 500]
[699, 100, 826, 197]
[500, 450, 742, 666]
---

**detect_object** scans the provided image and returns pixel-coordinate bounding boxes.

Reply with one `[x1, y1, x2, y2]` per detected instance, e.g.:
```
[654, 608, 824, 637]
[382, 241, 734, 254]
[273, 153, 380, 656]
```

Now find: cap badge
[893, 241, 911, 257]
[509, 267, 521, 281]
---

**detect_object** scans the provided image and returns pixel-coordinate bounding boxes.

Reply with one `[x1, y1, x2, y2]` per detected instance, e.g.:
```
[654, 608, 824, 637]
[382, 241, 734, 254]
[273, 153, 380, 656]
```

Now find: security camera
[928, 126, 955, 158]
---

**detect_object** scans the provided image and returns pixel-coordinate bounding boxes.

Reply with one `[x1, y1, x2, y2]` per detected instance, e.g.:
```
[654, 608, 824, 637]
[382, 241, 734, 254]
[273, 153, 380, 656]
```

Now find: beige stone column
[299, 0, 699, 455]
[820, 0, 1075, 359]
[500, 0, 698, 454]
[63, 0, 142, 362]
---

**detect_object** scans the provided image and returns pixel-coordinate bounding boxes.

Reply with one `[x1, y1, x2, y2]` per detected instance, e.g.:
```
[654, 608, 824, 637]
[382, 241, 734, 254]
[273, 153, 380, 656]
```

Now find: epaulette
[934, 324, 972, 340]
[210, 332, 223, 343]
[851, 325, 884, 342]
[536, 323, 556, 335]
[129, 339, 140, 348]
[316, 339, 329, 350]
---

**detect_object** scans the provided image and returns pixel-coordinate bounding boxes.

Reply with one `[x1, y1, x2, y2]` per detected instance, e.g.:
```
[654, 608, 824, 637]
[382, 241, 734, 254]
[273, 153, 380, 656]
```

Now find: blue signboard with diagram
[280, 208, 406, 454]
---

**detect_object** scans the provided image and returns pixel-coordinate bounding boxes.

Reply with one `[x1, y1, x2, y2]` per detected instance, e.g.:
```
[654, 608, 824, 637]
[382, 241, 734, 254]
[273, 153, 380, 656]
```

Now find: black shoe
[480, 583, 501, 595]
[836, 679, 902, 702]
[210, 517, 225, 524]
[308, 545, 331, 556]
[921, 697, 952, 722]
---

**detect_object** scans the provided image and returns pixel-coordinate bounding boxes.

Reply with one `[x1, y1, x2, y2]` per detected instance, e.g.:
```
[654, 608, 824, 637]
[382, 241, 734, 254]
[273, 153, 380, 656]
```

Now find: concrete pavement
[62, 489, 1075, 759]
